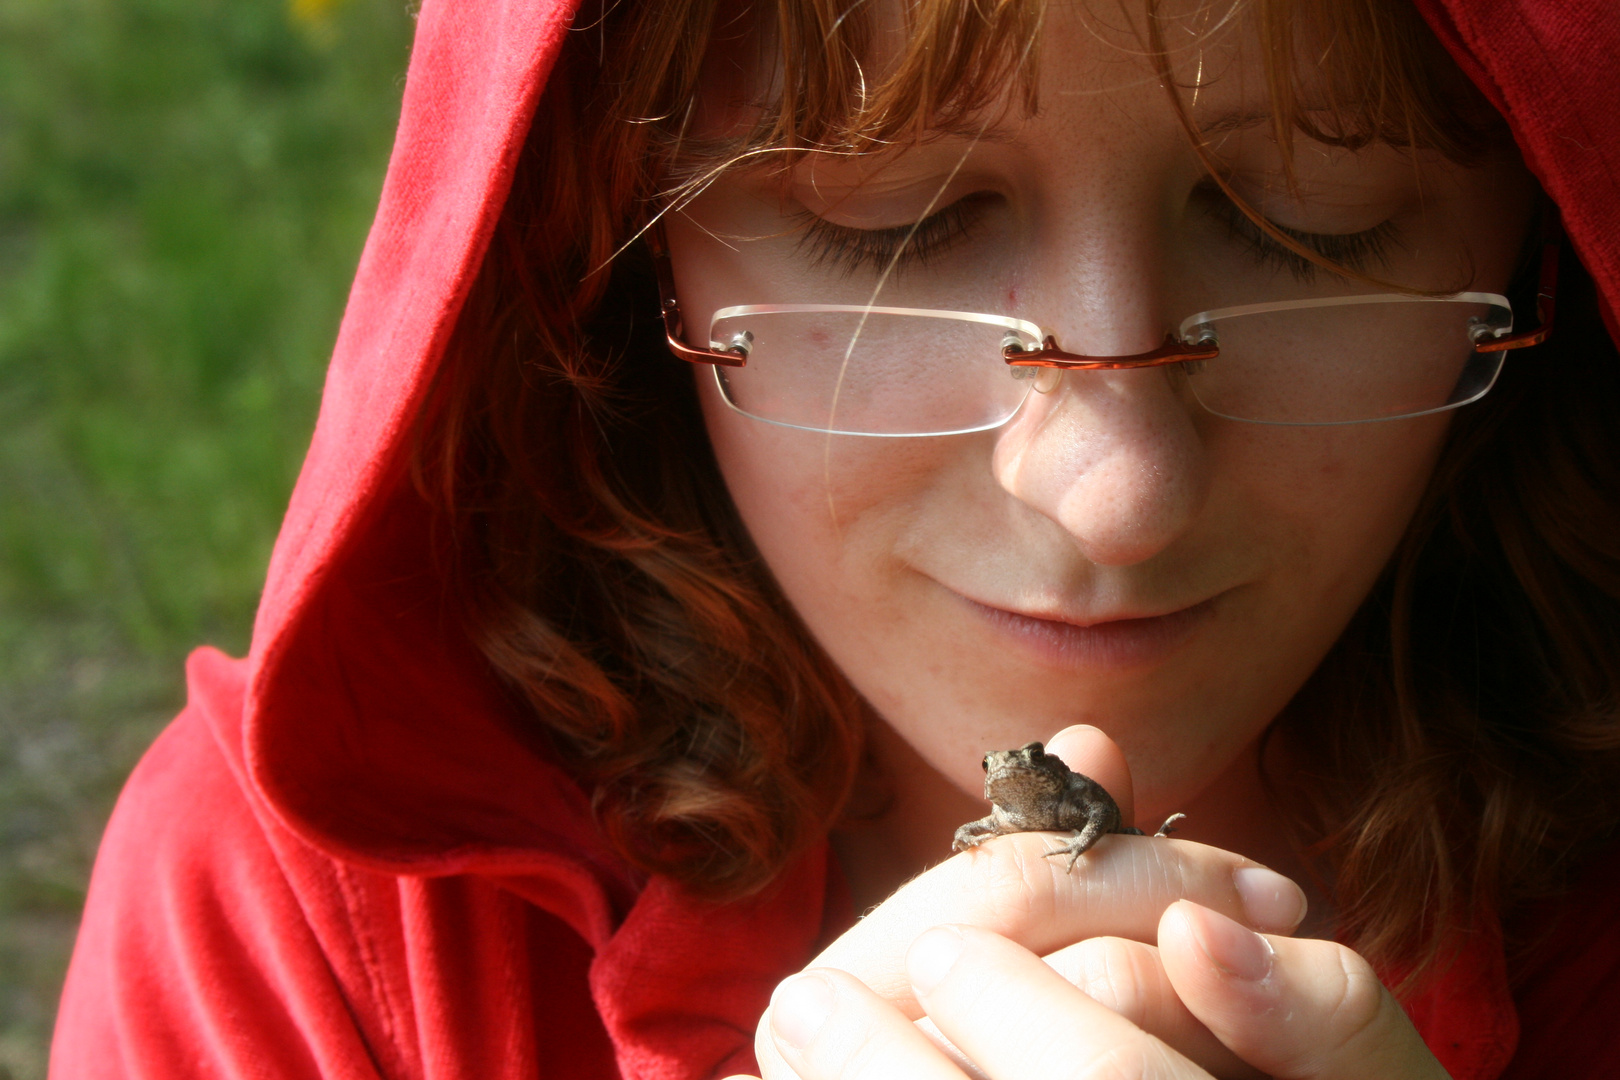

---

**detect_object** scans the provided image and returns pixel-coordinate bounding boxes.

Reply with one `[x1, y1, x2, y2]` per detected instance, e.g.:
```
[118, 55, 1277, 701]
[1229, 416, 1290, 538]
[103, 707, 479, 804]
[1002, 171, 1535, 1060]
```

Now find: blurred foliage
[0, 0, 414, 1073]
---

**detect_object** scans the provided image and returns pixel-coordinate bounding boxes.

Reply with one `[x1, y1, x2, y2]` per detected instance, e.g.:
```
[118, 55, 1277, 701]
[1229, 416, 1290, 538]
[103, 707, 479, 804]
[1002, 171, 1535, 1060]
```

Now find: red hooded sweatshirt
[47, 1, 1620, 1078]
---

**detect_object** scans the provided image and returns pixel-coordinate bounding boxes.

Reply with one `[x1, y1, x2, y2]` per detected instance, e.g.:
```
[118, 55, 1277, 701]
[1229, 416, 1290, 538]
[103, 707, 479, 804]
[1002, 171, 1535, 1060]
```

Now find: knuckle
[978, 839, 1060, 927]
[1121, 838, 1195, 911]
[1267, 942, 1396, 1075]
[1243, 942, 1394, 1079]
[1072, 1036, 1185, 1080]
[1074, 937, 1152, 1018]
[1324, 946, 1390, 1046]
[827, 1019, 889, 1080]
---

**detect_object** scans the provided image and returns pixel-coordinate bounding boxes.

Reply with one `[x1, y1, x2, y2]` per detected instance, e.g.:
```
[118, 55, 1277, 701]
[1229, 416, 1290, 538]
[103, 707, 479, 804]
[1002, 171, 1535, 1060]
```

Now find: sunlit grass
[0, 0, 413, 1073]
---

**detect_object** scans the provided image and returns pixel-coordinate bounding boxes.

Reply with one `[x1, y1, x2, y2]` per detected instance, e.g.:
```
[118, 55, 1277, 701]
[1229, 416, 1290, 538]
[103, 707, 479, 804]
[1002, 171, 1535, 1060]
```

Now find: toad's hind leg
[1155, 813, 1187, 837]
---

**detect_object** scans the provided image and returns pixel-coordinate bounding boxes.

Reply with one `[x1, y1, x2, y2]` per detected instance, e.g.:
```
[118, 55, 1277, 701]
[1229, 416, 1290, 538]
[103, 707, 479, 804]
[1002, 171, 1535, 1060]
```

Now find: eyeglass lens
[710, 297, 1508, 435]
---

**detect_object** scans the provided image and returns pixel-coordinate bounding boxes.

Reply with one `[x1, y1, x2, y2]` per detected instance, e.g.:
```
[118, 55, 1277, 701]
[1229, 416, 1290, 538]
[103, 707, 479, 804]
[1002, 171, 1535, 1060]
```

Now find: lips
[958, 593, 1218, 669]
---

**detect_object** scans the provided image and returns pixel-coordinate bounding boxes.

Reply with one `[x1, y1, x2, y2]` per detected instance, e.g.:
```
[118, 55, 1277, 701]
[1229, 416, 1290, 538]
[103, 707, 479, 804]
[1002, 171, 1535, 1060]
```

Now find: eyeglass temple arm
[1474, 208, 1561, 354]
[647, 219, 748, 368]
[1003, 334, 1218, 369]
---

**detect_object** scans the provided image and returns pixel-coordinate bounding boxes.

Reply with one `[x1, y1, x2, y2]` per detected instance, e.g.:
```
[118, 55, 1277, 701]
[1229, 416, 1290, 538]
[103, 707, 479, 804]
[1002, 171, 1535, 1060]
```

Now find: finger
[1046, 936, 1266, 1079]
[909, 924, 1207, 1080]
[1045, 724, 1135, 823]
[812, 833, 1307, 1014]
[913, 1017, 992, 1080]
[759, 969, 969, 1080]
[1158, 901, 1448, 1080]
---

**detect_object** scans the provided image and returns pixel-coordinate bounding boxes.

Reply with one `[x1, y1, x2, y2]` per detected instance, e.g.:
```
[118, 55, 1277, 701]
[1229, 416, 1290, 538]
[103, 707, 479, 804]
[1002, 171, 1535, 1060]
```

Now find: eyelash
[795, 193, 993, 277]
[792, 185, 1401, 284]
[1197, 183, 1402, 282]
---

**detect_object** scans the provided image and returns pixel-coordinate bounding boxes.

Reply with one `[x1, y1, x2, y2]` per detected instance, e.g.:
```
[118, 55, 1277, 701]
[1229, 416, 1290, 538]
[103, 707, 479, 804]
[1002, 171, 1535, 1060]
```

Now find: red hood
[237, 0, 613, 882]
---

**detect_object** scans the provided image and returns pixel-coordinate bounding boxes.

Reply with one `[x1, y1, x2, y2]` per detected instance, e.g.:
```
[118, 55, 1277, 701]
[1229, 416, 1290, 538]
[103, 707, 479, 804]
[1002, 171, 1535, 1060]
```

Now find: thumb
[1157, 900, 1448, 1080]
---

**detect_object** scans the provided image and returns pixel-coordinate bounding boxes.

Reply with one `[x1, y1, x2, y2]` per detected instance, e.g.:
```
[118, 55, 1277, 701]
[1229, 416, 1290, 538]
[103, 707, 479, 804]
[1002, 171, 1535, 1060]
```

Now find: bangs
[760, 0, 1047, 151]
[632, 0, 1049, 199]
[627, 0, 1501, 198]
[1240, 0, 1501, 166]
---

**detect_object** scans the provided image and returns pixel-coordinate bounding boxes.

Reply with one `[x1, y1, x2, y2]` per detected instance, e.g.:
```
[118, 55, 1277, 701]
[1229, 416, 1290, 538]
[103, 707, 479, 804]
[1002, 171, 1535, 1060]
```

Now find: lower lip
[962, 596, 1216, 670]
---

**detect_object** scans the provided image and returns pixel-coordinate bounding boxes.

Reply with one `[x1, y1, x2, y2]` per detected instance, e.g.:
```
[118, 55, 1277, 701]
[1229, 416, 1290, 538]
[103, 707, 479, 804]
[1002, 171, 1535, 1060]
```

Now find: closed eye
[794, 192, 999, 278]
[1194, 180, 1403, 283]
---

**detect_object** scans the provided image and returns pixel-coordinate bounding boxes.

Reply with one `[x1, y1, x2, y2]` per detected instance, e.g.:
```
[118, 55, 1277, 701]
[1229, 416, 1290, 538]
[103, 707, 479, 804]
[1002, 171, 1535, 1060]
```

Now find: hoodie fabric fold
[50, 1, 1620, 1077]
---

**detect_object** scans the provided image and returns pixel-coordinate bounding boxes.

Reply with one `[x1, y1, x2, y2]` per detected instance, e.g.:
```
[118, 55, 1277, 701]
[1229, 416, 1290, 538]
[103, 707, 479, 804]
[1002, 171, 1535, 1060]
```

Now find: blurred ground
[0, 0, 414, 1074]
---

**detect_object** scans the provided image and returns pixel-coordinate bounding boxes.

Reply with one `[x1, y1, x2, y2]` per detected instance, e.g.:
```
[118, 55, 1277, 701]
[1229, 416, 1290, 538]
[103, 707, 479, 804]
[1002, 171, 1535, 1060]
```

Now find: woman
[50, 0, 1620, 1078]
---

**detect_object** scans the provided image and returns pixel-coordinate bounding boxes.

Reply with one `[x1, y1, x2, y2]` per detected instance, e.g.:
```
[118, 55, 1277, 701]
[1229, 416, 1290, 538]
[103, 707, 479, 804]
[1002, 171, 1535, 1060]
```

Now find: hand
[746, 725, 1447, 1079]
[759, 912, 1448, 1080]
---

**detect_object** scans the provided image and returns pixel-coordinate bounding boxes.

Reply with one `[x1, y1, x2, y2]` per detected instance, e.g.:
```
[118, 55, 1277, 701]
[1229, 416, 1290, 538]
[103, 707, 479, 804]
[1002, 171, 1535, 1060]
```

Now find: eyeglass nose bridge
[1002, 332, 1220, 370]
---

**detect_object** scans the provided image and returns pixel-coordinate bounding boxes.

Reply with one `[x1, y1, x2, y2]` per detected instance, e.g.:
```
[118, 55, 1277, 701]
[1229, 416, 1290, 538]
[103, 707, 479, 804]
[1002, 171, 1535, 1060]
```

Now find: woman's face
[663, 1, 1537, 825]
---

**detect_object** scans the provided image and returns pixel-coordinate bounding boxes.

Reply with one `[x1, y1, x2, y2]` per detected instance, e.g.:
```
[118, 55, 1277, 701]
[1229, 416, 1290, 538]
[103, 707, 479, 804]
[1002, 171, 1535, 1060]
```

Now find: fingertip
[1047, 723, 1105, 743]
[1233, 865, 1308, 934]
[1044, 726, 1133, 819]
[1044, 725, 1108, 763]
[1156, 898, 1200, 956]
[1160, 900, 1275, 983]
[770, 972, 837, 1050]
[907, 925, 967, 996]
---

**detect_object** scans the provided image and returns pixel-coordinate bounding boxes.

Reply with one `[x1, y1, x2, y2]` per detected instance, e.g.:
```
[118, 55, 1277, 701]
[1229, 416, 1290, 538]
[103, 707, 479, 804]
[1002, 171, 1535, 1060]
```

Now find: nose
[989, 154, 1212, 565]
[991, 364, 1208, 566]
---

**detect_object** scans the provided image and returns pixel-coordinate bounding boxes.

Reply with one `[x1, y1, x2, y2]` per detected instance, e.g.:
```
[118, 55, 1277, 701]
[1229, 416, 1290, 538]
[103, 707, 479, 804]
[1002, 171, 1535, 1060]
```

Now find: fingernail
[771, 973, 835, 1050]
[1196, 905, 1275, 982]
[907, 925, 966, 995]
[1234, 866, 1307, 932]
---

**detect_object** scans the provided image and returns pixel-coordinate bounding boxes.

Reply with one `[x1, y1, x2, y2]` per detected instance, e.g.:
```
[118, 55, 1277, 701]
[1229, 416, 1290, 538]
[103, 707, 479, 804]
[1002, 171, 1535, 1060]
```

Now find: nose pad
[1006, 364, 1064, 395]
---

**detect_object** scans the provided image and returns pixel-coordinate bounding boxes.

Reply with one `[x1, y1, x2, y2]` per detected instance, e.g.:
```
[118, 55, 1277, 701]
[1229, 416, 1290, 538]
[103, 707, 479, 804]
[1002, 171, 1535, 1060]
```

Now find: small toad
[952, 741, 1187, 871]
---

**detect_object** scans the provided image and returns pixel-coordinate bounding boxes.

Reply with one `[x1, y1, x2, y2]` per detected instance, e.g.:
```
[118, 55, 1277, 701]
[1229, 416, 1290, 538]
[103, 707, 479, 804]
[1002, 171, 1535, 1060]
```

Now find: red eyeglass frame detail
[1473, 208, 1560, 354]
[646, 210, 1560, 369]
[649, 221, 747, 368]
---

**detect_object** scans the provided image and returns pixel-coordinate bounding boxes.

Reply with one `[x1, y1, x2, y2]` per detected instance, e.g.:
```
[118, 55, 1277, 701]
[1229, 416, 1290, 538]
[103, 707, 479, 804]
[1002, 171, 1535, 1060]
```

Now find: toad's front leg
[951, 815, 1003, 852]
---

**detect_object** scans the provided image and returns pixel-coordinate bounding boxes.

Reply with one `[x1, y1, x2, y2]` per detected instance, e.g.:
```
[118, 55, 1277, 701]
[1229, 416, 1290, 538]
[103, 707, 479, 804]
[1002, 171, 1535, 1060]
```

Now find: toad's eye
[981, 755, 991, 772]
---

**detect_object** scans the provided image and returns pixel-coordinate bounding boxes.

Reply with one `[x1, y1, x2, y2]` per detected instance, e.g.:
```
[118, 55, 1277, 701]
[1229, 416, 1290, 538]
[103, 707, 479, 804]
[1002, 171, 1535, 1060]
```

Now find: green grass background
[0, 0, 414, 1073]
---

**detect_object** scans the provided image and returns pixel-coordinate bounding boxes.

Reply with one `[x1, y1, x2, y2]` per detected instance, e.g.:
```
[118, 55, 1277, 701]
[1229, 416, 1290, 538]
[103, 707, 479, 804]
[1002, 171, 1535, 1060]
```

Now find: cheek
[697, 369, 945, 604]
[1232, 414, 1449, 597]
